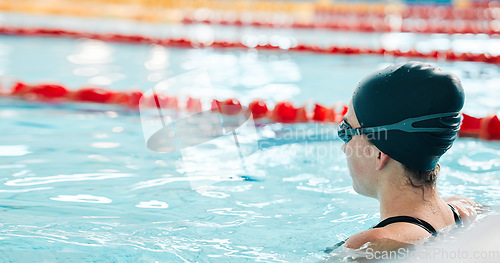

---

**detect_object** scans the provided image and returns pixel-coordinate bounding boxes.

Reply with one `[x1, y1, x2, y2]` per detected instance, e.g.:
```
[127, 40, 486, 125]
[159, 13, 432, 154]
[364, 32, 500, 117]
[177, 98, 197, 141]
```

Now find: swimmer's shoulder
[343, 228, 384, 249]
[343, 228, 411, 251]
[446, 196, 479, 224]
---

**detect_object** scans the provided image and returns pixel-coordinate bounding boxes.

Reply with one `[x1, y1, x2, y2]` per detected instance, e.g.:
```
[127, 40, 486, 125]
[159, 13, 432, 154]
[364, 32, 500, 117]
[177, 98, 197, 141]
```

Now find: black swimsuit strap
[372, 216, 438, 237]
[371, 204, 462, 237]
[324, 204, 462, 253]
[448, 203, 463, 226]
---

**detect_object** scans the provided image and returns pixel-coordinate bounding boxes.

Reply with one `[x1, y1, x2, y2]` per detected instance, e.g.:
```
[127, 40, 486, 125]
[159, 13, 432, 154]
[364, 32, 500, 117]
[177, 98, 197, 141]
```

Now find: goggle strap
[361, 112, 461, 133]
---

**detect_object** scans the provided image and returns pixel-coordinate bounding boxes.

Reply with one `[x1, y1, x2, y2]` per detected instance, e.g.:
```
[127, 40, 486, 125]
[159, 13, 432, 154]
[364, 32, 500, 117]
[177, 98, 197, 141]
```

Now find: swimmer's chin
[351, 184, 376, 199]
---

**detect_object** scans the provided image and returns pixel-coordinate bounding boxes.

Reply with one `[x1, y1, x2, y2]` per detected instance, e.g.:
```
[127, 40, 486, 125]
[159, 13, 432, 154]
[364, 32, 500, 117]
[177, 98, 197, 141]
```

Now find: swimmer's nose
[341, 143, 346, 154]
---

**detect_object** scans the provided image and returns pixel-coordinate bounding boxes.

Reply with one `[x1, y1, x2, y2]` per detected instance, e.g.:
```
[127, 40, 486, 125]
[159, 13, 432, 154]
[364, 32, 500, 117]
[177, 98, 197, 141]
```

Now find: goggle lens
[337, 120, 353, 144]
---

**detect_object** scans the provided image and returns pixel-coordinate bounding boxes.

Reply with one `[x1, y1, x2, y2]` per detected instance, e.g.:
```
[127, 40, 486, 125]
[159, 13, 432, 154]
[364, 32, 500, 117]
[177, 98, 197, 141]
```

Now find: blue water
[0, 22, 500, 262]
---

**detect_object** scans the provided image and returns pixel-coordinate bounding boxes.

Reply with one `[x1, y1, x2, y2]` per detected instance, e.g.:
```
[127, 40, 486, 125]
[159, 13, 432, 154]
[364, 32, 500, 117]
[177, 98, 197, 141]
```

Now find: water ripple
[132, 175, 244, 190]
[283, 173, 314, 182]
[90, 142, 120, 149]
[50, 194, 112, 204]
[135, 200, 169, 209]
[0, 187, 52, 193]
[0, 145, 31, 156]
[330, 214, 368, 223]
[191, 219, 247, 228]
[5, 173, 132, 186]
[206, 208, 261, 218]
[296, 185, 354, 194]
[235, 199, 290, 208]
[458, 155, 500, 172]
[198, 191, 230, 199]
[1, 233, 101, 247]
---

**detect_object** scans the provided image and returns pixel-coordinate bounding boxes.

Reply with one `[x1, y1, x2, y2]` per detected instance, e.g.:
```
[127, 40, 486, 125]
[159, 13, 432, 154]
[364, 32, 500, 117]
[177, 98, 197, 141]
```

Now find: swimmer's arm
[446, 196, 481, 224]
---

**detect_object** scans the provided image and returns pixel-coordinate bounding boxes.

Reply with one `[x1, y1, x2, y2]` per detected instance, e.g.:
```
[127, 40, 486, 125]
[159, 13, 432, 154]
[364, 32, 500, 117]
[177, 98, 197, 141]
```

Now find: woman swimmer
[336, 61, 479, 251]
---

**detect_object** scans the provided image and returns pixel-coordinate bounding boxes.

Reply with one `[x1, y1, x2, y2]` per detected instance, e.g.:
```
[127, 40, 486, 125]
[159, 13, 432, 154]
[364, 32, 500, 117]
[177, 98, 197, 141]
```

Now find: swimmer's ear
[375, 151, 390, 171]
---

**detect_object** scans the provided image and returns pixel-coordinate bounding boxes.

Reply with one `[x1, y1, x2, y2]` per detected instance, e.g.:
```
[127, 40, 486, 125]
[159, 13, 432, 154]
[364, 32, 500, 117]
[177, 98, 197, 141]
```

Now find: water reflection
[144, 45, 169, 70]
[67, 39, 112, 65]
[90, 142, 120, 149]
[5, 173, 132, 186]
[0, 145, 31, 156]
[136, 200, 169, 209]
[50, 194, 112, 204]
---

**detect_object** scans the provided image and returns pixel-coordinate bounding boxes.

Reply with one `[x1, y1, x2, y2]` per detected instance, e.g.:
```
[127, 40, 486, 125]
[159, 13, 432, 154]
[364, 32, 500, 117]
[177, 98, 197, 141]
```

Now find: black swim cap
[352, 61, 465, 171]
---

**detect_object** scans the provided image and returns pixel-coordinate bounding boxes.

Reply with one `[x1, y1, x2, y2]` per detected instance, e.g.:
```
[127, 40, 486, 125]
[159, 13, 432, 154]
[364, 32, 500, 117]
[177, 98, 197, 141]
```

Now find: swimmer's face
[341, 101, 378, 198]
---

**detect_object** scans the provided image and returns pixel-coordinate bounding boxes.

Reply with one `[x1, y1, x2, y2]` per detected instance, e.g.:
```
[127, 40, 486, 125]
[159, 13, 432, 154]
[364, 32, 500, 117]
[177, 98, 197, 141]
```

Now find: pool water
[1, 19, 500, 262]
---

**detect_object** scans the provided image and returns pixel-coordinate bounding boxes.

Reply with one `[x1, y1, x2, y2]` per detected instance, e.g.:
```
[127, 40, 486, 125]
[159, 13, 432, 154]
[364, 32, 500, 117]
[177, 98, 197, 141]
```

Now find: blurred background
[0, 1, 499, 262]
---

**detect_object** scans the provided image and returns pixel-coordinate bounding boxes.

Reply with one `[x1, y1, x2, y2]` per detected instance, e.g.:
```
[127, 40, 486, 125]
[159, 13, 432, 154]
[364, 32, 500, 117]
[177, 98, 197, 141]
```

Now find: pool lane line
[0, 26, 499, 65]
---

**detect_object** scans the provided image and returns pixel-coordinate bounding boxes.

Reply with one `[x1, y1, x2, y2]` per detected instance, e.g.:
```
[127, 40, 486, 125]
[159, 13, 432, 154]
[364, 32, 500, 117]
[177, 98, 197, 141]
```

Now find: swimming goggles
[337, 112, 462, 144]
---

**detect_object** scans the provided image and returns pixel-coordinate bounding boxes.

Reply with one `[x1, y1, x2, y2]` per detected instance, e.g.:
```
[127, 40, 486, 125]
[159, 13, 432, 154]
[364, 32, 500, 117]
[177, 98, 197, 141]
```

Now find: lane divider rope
[2, 80, 499, 140]
[185, 3, 500, 35]
[1, 26, 500, 65]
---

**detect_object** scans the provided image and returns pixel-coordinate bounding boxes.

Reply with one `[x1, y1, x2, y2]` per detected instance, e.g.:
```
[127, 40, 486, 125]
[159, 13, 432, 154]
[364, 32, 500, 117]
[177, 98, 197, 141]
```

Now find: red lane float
[213, 98, 243, 115]
[4, 81, 500, 140]
[480, 115, 500, 140]
[248, 99, 269, 119]
[8, 81, 143, 107]
[144, 93, 178, 109]
[11, 83, 70, 100]
[312, 104, 331, 122]
[186, 97, 202, 112]
[73, 87, 115, 103]
[271, 101, 298, 123]
[1, 26, 500, 65]
[312, 103, 348, 123]
[128, 91, 143, 106]
[460, 113, 500, 140]
[29, 84, 70, 99]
